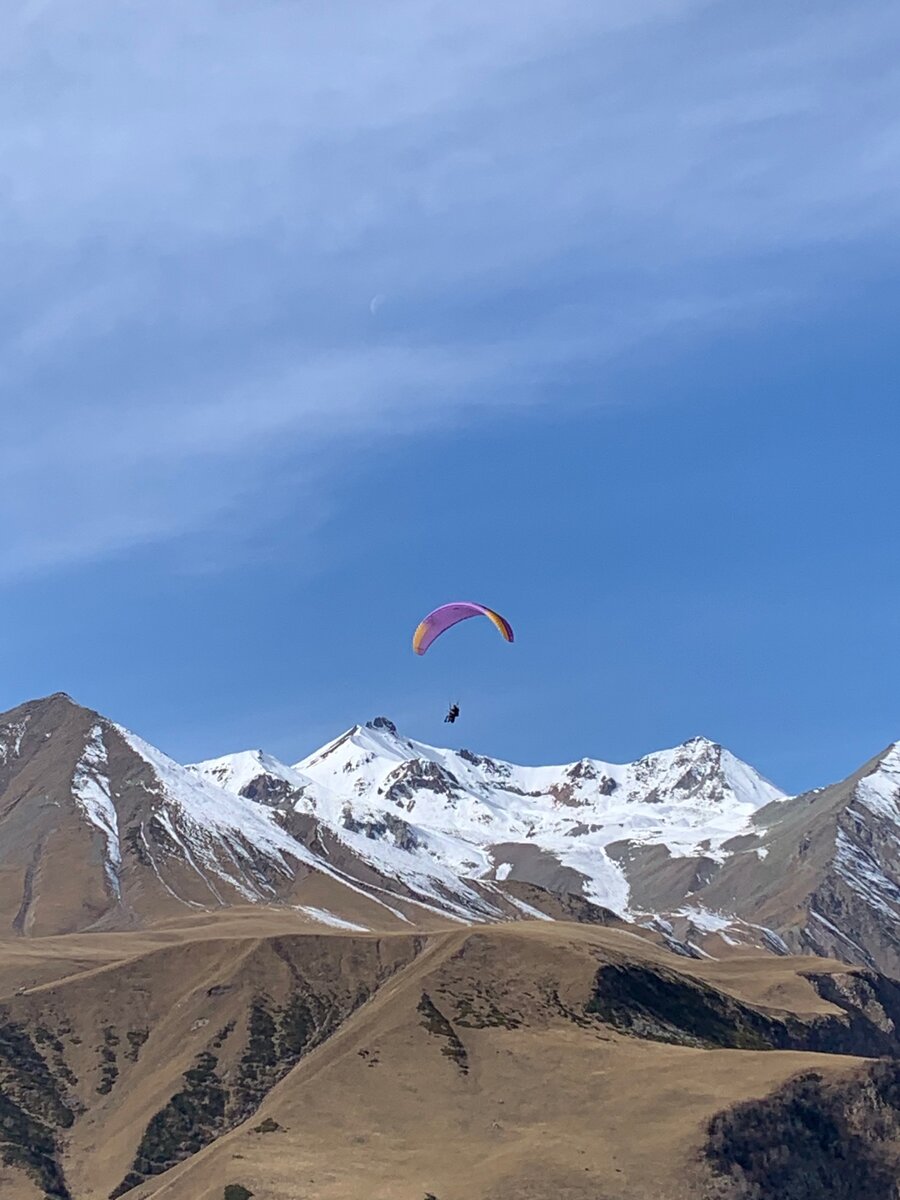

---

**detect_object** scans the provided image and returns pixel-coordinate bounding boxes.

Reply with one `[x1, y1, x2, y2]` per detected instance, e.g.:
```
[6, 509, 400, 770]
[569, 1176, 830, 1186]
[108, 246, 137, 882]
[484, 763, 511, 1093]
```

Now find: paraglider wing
[412, 602, 514, 656]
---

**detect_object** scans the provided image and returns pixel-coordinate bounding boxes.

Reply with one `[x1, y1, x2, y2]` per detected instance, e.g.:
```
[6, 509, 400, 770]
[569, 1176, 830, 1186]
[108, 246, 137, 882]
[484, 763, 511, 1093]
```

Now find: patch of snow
[499, 891, 554, 922]
[659, 933, 705, 960]
[685, 941, 714, 959]
[495, 862, 512, 881]
[722, 919, 778, 952]
[307, 867, 414, 924]
[154, 807, 227, 903]
[328, 818, 499, 920]
[0, 719, 28, 765]
[720, 748, 786, 811]
[138, 822, 204, 908]
[763, 928, 790, 955]
[640, 915, 674, 935]
[71, 725, 121, 898]
[294, 906, 368, 932]
[855, 745, 900, 821]
[678, 905, 734, 933]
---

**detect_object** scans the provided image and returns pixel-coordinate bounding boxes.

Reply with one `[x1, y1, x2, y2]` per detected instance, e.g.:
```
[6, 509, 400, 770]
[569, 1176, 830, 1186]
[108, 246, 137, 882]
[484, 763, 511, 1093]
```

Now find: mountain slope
[689, 741, 900, 977]
[2, 916, 900, 1199]
[0, 697, 409, 934]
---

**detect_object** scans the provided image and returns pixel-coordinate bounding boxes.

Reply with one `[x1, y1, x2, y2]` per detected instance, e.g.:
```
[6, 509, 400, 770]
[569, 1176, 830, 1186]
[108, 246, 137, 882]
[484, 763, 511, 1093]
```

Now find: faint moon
[369, 293, 386, 315]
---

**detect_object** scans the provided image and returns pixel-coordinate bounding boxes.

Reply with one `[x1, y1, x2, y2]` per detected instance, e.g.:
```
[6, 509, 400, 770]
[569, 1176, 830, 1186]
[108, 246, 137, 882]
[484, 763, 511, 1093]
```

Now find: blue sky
[3, 0, 900, 792]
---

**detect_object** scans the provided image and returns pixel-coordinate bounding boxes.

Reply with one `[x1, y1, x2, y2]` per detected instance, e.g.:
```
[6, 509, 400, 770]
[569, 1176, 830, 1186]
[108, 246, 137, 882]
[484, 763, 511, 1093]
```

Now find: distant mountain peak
[366, 716, 398, 735]
[26, 690, 83, 713]
[190, 745, 314, 809]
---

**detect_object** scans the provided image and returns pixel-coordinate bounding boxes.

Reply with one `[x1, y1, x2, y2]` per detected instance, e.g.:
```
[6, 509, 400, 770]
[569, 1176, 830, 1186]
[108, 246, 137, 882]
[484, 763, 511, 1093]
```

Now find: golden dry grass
[0, 916, 873, 1200]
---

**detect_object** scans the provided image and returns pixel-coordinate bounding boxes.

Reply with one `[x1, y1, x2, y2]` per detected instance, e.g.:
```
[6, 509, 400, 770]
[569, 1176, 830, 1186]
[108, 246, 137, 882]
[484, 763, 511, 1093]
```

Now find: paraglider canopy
[412, 602, 514, 656]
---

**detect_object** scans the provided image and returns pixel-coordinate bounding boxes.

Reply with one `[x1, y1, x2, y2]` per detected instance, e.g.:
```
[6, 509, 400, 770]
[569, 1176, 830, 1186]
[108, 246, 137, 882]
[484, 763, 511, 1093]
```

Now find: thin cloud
[2, 0, 899, 576]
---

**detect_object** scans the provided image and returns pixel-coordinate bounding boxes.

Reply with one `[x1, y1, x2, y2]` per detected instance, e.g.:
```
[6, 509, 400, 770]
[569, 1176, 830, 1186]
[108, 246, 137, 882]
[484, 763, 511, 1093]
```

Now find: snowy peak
[0, 698, 788, 938]
[191, 747, 315, 809]
[241, 717, 790, 920]
[292, 720, 783, 818]
[851, 742, 900, 822]
[809, 740, 900, 968]
[683, 737, 900, 978]
[297, 718, 415, 772]
[627, 736, 784, 811]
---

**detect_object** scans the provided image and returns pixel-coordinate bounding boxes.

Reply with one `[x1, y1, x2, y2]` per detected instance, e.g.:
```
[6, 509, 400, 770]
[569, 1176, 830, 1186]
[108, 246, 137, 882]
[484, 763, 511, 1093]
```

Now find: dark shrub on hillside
[704, 1063, 900, 1200]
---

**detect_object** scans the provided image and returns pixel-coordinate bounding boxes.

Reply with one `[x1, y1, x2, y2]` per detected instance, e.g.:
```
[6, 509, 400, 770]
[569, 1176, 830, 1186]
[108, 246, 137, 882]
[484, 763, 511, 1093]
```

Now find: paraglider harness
[445, 702, 460, 724]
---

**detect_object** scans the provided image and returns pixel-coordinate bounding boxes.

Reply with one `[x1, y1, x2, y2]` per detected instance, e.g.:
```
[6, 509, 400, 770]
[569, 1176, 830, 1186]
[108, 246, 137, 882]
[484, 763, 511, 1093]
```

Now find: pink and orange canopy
[412, 602, 515, 656]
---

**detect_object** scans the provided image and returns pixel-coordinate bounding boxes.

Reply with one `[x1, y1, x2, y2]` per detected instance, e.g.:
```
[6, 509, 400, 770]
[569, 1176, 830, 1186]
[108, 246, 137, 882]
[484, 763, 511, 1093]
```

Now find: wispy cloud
[2, 0, 899, 576]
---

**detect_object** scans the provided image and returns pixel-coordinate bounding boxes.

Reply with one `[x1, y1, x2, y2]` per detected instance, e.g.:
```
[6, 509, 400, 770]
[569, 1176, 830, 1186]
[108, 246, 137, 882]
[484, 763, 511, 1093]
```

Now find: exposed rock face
[380, 759, 462, 807]
[586, 962, 900, 1057]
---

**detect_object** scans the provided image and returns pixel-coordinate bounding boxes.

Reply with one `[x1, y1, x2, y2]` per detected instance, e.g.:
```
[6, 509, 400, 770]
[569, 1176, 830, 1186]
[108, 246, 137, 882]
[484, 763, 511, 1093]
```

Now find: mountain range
[3, 694, 900, 1198]
[3, 692, 899, 980]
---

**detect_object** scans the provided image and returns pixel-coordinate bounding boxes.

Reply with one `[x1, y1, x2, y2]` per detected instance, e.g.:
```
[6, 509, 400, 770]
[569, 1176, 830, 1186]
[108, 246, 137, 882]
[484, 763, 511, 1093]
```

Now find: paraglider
[412, 602, 514, 656]
[413, 602, 514, 724]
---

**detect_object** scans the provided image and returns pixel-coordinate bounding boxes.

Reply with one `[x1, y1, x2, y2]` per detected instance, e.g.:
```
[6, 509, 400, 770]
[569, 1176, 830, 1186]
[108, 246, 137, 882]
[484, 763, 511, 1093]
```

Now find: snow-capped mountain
[5, 692, 900, 980]
[0, 694, 327, 934]
[196, 747, 315, 807]
[193, 716, 900, 976]
[0, 696, 556, 935]
[243, 716, 785, 918]
[192, 716, 796, 941]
